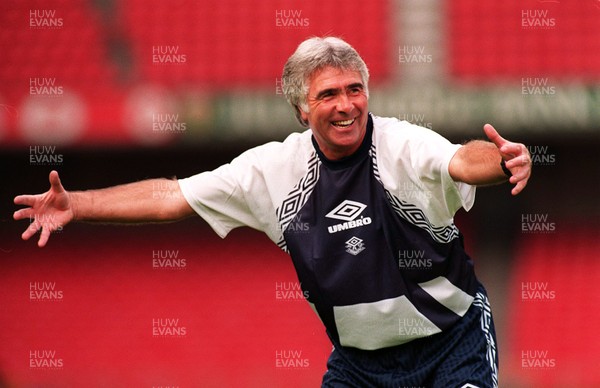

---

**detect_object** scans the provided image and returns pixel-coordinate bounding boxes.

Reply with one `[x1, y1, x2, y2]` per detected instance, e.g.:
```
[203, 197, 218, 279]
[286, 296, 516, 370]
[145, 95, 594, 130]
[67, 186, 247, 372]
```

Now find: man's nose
[335, 92, 353, 113]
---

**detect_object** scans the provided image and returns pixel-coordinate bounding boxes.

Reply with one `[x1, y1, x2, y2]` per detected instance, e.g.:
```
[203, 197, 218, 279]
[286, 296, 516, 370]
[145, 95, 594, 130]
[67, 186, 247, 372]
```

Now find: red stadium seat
[449, 0, 600, 82]
[505, 223, 600, 386]
[117, 0, 391, 88]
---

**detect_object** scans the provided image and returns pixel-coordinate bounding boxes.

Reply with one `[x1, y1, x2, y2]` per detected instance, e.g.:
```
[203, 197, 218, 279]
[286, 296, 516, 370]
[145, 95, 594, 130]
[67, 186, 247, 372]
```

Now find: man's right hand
[13, 170, 75, 247]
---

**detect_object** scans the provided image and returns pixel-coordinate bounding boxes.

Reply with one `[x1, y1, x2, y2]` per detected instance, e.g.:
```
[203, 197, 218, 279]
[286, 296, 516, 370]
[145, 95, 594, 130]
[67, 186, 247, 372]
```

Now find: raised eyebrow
[315, 87, 339, 100]
[347, 82, 364, 91]
[314, 83, 365, 99]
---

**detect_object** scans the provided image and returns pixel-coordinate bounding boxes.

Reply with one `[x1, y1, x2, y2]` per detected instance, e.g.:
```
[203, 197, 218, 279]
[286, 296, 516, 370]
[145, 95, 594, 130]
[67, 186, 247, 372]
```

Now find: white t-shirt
[179, 114, 478, 350]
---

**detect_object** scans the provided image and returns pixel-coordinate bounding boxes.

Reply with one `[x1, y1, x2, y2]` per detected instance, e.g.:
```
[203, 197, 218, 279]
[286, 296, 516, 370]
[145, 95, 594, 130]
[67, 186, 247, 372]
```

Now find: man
[14, 37, 531, 387]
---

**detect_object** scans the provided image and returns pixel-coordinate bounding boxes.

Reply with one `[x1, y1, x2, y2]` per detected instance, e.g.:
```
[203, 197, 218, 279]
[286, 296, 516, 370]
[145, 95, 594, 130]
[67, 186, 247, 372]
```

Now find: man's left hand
[483, 124, 532, 196]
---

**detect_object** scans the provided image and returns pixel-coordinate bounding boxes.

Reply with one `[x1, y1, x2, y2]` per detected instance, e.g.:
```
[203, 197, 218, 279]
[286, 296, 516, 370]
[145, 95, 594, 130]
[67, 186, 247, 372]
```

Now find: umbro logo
[326, 200, 372, 234]
[345, 236, 365, 256]
[326, 200, 367, 221]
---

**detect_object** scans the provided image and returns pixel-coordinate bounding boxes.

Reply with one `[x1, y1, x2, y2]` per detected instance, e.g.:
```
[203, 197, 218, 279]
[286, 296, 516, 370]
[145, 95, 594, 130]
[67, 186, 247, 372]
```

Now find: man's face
[300, 67, 368, 160]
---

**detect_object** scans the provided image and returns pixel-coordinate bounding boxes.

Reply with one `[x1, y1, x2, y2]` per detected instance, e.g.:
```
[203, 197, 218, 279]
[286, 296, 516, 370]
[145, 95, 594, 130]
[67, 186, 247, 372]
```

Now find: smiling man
[299, 66, 369, 159]
[14, 37, 531, 387]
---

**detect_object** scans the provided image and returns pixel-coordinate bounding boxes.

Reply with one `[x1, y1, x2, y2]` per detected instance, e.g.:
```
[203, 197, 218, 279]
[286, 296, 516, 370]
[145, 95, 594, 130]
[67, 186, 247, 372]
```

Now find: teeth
[332, 119, 354, 127]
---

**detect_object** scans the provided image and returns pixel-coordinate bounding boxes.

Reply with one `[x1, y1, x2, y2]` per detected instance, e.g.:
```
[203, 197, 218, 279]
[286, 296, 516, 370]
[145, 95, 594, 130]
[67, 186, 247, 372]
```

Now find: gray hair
[282, 37, 370, 127]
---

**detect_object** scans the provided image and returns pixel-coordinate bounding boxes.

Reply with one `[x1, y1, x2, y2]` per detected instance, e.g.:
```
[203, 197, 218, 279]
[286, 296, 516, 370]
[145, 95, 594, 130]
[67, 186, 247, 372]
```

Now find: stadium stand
[449, 0, 600, 81]
[505, 224, 600, 387]
[0, 0, 392, 145]
[117, 0, 391, 88]
[0, 0, 126, 144]
[0, 1, 119, 94]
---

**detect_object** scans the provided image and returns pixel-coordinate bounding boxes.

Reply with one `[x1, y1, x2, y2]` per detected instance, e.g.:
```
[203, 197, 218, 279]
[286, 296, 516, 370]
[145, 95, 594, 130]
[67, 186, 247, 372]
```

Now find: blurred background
[1, 0, 599, 386]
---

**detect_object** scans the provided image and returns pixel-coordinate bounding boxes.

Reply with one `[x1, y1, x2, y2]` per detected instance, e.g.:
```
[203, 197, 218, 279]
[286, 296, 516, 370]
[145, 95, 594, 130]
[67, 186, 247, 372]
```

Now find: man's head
[282, 37, 370, 159]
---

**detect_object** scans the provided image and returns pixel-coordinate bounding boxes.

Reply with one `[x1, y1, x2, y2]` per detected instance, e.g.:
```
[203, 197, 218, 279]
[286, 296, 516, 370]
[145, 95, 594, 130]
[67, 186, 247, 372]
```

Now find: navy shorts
[321, 287, 499, 388]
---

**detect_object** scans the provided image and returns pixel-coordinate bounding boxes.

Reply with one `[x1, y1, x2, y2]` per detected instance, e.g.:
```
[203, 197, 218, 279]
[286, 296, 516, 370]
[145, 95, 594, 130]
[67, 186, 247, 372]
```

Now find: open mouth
[331, 118, 355, 128]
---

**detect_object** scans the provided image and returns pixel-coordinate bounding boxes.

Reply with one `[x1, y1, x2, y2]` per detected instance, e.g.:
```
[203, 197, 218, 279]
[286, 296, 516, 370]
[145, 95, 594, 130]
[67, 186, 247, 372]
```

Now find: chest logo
[326, 200, 366, 221]
[326, 200, 372, 234]
[345, 236, 366, 256]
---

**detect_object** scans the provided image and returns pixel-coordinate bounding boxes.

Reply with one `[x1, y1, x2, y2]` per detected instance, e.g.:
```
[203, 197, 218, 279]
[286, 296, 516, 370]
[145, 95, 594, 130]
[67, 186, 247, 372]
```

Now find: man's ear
[295, 105, 309, 127]
[298, 105, 308, 122]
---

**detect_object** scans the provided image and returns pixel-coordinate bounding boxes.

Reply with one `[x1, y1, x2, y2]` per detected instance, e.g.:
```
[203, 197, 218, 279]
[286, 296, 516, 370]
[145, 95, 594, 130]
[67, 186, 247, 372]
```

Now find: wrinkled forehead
[306, 66, 364, 94]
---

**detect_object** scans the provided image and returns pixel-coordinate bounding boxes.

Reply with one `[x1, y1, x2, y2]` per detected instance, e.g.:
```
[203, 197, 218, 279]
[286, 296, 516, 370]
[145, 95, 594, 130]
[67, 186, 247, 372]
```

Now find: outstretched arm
[448, 124, 532, 196]
[13, 170, 195, 247]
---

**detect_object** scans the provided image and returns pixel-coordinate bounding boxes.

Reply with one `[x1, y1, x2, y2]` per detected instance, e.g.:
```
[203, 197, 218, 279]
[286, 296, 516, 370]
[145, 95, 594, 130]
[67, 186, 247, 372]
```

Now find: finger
[49, 170, 64, 193]
[21, 221, 40, 241]
[509, 158, 532, 183]
[483, 124, 507, 149]
[14, 195, 36, 206]
[499, 143, 526, 158]
[38, 227, 51, 248]
[509, 168, 531, 185]
[511, 178, 529, 196]
[505, 154, 531, 170]
[509, 166, 531, 184]
[507, 163, 531, 185]
[13, 208, 34, 221]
